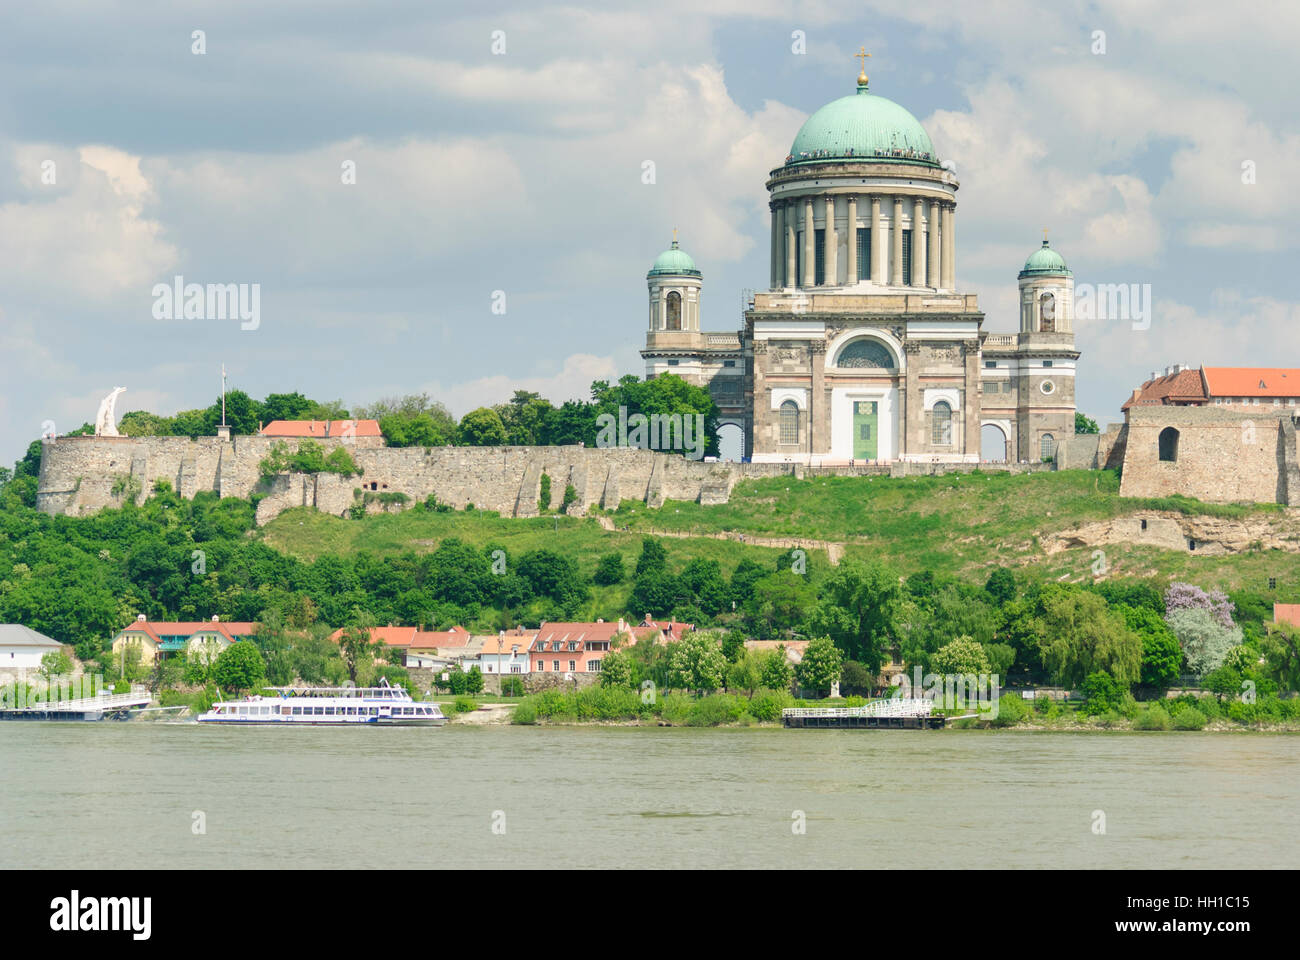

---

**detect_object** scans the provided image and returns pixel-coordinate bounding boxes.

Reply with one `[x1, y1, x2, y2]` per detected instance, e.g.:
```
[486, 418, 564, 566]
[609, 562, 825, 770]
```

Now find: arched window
[1039, 292, 1056, 332]
[1040, 433, 1055, 461]
[666, 291, 682, 331]
[932, 401, 953, 445]
[836, 339, 895, 369]
[1158, 426, 1179, 462]
[779, 401, 800, 445]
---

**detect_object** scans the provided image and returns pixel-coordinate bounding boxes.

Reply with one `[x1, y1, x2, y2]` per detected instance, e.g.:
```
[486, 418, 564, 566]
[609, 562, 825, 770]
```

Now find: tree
[726, 649, 765, 697]
[1081, 671, 1123, 715]
[1033, 586, 1142, 687]
[665, 633, 727, 695]
[337, 620, 376, 685]
[794, 636, 842, 698]
[759, 650, 793, 692]
[635, 537, 668, 577]
[743, 571, 816, 640]
[599, 650, 635, 688]
[1165, 608, 1242, 676]
[806, 560, 903, 671]
[839, 660, 874, 696]
[930, 636, 993, 676]
[458, 407, 508, 446]
[1164, 582, 1235, 628]
[40, 649, 73, 682]
[593, 553, 625, 586]
[1074, 412, 1099, 434]
[464, 666, 484, 695]
[1260, 623, 1300, 691]
[984, 567, 1017, 606]
[1116, 603, 1182, 692]
[212, 641, 266, 692]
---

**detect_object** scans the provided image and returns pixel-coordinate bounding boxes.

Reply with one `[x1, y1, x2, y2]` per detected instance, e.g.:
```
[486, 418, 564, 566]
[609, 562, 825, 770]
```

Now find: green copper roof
[648, 240, 701, 278]
[1019, 240, 1072, 278]
[787, 81, 938, 167]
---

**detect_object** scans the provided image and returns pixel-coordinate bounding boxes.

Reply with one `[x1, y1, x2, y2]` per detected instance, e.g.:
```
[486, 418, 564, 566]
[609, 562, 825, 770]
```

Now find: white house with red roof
[528, 620, 667, 675]
[111, 616, 259, 663]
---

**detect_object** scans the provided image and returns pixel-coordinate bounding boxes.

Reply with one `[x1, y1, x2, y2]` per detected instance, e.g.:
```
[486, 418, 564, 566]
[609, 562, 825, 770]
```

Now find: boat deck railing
[783, 697, 934, 719]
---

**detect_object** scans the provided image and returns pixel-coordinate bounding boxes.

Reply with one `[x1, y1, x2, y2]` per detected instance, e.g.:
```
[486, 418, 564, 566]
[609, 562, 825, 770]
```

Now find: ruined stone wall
[34, 432, 1152, 528]
[1118, 407, 1298, 504]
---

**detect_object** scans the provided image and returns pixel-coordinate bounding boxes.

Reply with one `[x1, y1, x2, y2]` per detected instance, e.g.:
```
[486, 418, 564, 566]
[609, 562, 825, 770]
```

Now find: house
[258, 419, 385, 446]
[1122, 365, 1300, 412]
[742, 639, 810, 666]
[327, 625, 481, 668]
[1275, 604, 1300, 631]
[111, 616, 258, 663]
[0, 625, 66, 671]
[637, 617, 696, 644]
[528, 619, 662, 675]
[465, 628, 537, 675]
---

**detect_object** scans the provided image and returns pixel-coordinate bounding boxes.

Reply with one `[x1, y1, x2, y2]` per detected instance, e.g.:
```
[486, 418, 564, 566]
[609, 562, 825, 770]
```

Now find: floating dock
[0, 690, 152, 721]
[782, 697, 946, 729]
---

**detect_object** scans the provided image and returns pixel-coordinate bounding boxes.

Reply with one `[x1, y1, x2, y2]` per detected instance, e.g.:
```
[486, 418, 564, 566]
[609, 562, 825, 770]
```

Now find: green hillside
[260, 469, 1297, 597]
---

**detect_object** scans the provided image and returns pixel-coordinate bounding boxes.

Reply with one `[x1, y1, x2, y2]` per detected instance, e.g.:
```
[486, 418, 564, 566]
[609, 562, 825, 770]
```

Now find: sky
[1, 0, 1296, 464]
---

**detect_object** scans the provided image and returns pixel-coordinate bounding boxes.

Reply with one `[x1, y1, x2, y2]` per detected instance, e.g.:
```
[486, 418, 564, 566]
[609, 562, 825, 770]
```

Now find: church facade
[642, 67, 1079, 464]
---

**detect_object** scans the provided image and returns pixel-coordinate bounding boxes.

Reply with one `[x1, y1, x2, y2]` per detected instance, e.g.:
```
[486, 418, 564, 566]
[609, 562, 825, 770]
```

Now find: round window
[1040, 379, 1056, 395]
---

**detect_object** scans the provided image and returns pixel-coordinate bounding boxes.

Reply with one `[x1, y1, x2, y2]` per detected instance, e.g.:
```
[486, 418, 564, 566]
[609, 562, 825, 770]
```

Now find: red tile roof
[1203, 368, 1300, 398]
[260, 419, 383, 439]
[1275, 604, 1300, 629]
[118, 621, 258, 644]
[411, 627, 472, 649]
[1121, 369, 1207, 411]
[327, 626, 418, 647]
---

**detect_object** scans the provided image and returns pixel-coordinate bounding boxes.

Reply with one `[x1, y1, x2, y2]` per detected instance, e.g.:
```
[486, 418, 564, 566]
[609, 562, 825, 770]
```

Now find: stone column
[773, 202, 785, 288]
[891, 197, 904, 286]
[871, 195, 884, 283]
[770, 202, 780, 289]
[810, 341, 828, 456]
[752, 342, 768, 453]
[927, 198, 941, 289]
[912, 198, 925, 288]
[902, 341, 922, 458]
[941, 203, 955, 290]
[823, 196, 837, 286]
[846, 195, 858, 284]
[785, 201, 796, 289]
[803, 197, 815, 288]
[963, 343, 979, 459]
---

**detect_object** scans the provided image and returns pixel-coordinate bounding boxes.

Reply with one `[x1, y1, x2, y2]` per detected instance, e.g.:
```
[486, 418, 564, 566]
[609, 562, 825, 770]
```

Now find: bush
[748, 688, 795, 722]
[500, 676, 524, 697]
[1172, 705, 1207, 730]
[1081, 671, 1124, 715]
[1133, 705, 1172, 730]
[453, 696, 478, 714]
[512, 700, 537, 725]
[659, 692, 692, 725]
[686, 693, 746, 727]
[539, 473, 552, 512]
[593, 552, 625, 586]
[989, 692, 1028, 727]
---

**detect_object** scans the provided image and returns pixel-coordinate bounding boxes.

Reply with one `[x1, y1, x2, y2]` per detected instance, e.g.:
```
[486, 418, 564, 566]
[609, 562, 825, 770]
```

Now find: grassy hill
[258, 469, 1299, 599]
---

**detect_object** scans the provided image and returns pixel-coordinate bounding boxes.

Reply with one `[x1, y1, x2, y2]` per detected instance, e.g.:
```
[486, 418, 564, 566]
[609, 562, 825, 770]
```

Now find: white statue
[95, 387, 127, 437]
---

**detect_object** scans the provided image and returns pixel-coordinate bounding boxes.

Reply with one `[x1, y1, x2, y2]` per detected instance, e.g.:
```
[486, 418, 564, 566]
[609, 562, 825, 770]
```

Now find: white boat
[197, 678, 445, 726]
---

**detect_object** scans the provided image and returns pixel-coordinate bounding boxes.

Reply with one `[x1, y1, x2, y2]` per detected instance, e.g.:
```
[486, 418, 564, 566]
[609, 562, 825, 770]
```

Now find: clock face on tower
[1040, 379, 1056, 396]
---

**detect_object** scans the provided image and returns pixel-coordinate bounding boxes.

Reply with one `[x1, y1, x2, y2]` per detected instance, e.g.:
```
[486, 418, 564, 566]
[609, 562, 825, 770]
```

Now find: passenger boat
[196, 678, 445, 726]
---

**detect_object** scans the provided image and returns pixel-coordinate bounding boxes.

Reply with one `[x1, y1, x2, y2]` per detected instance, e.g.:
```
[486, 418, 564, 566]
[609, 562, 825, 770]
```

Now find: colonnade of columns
[768, 193, 955, 292]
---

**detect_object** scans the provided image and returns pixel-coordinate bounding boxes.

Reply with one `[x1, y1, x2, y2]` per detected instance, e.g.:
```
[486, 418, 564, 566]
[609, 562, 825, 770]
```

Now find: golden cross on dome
[1043, 227, 1049, 242]
[856, 46, 871, 83]
[672, 226, 678, 244]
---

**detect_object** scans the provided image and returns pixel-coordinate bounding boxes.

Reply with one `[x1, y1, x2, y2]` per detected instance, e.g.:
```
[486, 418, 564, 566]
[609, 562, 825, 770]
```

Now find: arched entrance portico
[980, 422, 1008, 462]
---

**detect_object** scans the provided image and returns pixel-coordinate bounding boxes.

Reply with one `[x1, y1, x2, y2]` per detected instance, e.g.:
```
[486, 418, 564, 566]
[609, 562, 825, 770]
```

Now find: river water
[3, 724, 1297, 869]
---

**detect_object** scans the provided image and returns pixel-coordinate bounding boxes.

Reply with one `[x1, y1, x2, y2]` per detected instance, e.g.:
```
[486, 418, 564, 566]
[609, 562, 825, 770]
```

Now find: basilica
[641, 63, 1079, 463]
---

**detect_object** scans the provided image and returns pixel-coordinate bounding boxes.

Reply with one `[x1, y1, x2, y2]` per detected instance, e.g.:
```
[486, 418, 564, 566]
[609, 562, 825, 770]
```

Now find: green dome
[648, 240, 701, 278]
[1019, 240, 1072, 278]
[787, 82, 938, 167]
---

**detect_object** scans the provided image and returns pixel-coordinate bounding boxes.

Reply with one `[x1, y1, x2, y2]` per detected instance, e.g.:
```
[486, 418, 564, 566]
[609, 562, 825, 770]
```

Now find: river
[3, 724, 1296, 868]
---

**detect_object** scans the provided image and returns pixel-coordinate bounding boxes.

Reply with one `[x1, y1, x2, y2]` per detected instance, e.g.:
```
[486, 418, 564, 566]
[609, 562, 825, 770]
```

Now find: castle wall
[37, 434, 1065, 525]
[1118, 407, 1298, 504]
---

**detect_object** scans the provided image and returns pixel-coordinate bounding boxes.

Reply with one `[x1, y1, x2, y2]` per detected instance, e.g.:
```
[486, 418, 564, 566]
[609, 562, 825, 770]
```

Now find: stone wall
[38, 434, 1068, 525]
[1117, 407, 1299, 504]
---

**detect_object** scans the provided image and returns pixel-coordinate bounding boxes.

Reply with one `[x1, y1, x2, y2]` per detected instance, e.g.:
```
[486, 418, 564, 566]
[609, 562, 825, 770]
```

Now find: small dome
[648, 239, 701, 278]
[1019, 240, 1072, 278]
[787, 81, 938, 167]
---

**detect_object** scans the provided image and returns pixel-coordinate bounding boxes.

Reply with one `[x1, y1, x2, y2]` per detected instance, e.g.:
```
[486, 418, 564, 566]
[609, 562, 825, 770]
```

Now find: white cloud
[421, 352, 622, 417]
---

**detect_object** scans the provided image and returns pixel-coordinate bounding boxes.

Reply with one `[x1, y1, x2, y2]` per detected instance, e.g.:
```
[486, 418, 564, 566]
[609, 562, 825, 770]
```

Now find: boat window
[292, 706, 302, 715]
